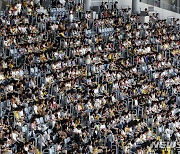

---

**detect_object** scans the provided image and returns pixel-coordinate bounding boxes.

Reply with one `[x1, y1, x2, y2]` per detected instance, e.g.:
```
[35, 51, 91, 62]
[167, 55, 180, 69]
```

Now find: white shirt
[100, 124, 106, 130]
[69, 14, 74, 22]
[34, 105, 38, 114]
[19, 110, 24, 118]
[16, 4, 22, 14]
[12, 132, 18, 141]
[134, 99, 138, 106]
[73, 128, 82, 134]
[94, 88, 99, 94]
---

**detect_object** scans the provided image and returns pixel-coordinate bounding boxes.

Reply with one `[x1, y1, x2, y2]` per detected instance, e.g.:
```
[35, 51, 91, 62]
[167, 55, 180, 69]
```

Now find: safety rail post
[35, 134, 43, 153]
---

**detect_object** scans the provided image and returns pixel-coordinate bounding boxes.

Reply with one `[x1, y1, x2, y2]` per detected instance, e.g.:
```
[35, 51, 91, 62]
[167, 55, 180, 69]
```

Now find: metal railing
[140, 0, 180, 13]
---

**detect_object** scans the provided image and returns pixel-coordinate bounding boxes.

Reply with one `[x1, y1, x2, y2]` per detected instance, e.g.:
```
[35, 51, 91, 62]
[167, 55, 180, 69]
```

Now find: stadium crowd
[0, 0, 179, 153]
